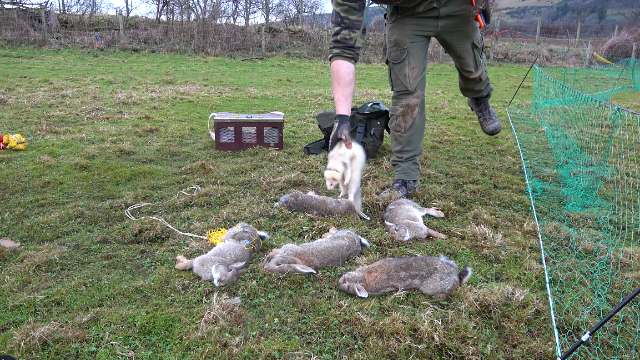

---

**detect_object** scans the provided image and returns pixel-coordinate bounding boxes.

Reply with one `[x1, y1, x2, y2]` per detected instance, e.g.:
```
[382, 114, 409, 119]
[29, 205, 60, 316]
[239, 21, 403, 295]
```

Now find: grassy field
[0, 47, 556, 359]
[611, 90, 640, 113]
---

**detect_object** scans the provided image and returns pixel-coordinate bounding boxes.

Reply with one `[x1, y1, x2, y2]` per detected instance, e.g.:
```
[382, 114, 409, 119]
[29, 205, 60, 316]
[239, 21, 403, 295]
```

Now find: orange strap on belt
[472, 0, 485, 29]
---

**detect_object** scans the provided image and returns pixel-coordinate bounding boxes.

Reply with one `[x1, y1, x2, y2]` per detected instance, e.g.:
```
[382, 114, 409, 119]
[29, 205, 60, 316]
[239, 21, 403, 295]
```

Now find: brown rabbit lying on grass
[275, 190, 370, 220]
[338, 255, 472, 298]
[263, 228, 370, 274]
[382, 198, 447, 241]
[275, 190, 358, 217]
[175, 222, 268, 286]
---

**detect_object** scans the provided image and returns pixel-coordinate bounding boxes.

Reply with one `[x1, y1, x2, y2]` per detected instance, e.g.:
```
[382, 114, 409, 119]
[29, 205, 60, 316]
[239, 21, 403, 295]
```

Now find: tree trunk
[89, 0, 95, 23]
[40, 5, 47, 43]
[264, 0, 270, 28]
[244, 0, 250, 27]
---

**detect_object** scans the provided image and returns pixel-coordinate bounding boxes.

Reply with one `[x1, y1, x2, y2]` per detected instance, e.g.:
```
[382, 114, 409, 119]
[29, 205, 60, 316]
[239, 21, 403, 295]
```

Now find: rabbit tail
[258, 231, 270, 240]
[359, 236, 371, 248]
[458, 267, 472, 285]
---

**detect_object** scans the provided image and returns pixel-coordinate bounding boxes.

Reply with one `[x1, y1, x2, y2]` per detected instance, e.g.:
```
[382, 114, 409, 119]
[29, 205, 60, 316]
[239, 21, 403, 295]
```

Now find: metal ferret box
[213, 112, 284, 151]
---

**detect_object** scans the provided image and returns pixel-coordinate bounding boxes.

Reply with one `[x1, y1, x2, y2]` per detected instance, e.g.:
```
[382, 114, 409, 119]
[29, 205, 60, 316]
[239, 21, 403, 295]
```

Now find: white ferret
[324, 140, 366, 214]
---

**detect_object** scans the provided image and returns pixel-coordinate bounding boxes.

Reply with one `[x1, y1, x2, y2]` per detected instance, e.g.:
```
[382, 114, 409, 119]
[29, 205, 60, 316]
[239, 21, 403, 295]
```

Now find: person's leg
[380, 6, 436, 199]
[435, 1, 501, 135]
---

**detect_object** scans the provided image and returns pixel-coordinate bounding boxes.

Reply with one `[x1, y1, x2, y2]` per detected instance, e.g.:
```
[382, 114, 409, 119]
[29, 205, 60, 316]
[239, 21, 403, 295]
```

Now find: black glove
[329, 114, 352, 151]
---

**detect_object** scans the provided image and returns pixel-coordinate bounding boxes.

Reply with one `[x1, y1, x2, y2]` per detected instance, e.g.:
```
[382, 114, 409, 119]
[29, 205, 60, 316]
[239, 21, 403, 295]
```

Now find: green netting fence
[507, 58, 640, 359]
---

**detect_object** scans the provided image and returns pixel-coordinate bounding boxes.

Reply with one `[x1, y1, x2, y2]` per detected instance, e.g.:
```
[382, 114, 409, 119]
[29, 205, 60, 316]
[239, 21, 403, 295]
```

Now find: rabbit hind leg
[175, 255, 194, 270]
[421, 207, 444, 218]
[426, 228, 447, 239]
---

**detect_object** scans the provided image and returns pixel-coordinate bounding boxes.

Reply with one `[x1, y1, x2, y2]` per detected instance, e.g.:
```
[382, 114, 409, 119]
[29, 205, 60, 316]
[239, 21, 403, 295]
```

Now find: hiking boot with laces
[468, 95, 501, 136]
[378, 179, 419, 200]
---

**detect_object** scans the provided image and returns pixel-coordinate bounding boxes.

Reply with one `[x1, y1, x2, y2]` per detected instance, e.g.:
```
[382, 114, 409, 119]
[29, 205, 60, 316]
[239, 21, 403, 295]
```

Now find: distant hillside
[307, 5, 386, 28]
[497, 0, 636, 24]
[495, 0, 638, 37]
[498, 0, 561, 9]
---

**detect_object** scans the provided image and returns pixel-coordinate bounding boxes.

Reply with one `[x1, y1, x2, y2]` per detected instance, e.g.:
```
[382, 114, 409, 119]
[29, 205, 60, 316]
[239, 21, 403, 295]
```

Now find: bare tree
[622, 6, 640, 26]
[243, 0, 257, 26]
[228, 0, 241, 23]
[191, 0, 209, 21]
[124, 0, 132, 17]
[272, 0, 322, 26]
[0, 0, 37, 10]
[261, 0, 271, 27]
[170, 0, 192, 22]
[218, 0, 258, 25]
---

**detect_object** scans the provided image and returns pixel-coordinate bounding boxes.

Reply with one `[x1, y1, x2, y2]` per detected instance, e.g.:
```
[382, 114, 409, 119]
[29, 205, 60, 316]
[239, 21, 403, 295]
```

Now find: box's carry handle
[208, 112, 217, 141]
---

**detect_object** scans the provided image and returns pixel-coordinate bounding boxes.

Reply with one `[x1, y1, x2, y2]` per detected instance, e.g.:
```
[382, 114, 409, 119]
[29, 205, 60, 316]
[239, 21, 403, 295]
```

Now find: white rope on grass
[124, 185, 208, 241]
[506, 107, 563, 358]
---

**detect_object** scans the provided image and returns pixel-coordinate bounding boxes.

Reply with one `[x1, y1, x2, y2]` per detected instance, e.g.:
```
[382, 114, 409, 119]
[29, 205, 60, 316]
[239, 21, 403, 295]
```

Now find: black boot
[378, 179, 419, 200]
[468, 95, 501, 136]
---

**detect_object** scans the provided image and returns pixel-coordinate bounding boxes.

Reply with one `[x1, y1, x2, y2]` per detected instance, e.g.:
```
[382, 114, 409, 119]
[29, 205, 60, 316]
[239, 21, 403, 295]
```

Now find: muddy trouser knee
[385, 1, 493, 181]
[386, 7, 431, 182]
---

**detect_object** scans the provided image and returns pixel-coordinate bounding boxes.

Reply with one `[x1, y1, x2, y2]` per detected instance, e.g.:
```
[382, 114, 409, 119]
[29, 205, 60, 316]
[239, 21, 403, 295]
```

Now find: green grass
[611, 90, 640, 113]
[0, 47, 554, 359]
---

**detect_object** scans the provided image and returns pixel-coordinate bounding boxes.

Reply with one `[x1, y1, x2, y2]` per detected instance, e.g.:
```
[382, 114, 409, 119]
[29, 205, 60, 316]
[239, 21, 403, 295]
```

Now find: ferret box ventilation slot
[213, 111, 284, 151]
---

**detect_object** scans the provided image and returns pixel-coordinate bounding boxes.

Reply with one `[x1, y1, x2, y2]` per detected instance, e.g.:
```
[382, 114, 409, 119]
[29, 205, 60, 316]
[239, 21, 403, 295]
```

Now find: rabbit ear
[384, 221, 395, 228]
[263, 262, 316, 274]
[229, 262, 246, 271]
[355, 285, 369, 298]
[289, 264, 317, 274]
[359, 236, 371, 248]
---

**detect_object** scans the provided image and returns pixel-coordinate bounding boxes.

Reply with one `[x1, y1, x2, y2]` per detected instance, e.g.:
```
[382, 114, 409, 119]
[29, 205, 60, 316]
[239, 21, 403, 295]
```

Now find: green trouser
[386, 0, 493, 181]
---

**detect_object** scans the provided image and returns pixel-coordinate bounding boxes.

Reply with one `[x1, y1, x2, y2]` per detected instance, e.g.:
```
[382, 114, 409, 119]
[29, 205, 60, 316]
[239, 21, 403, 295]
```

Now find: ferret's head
[324, 169, 341, 190]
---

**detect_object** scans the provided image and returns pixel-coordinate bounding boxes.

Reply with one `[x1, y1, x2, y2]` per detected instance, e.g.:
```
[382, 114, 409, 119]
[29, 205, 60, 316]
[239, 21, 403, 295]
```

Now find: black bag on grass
[304, 100, 390, 159]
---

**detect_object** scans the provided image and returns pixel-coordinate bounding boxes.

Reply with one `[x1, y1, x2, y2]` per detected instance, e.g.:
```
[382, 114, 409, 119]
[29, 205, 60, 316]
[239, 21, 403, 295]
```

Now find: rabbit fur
[274, 190, 358, 217]
[175, 222, 268, 286]
[382, 198, 447, 241]
[263, 228, 370, 274]
[338, 255, 472, 299]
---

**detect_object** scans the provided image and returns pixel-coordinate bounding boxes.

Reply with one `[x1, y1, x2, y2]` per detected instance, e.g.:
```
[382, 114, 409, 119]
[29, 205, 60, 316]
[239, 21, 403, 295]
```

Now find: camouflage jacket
[329, 0, 439, 64]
